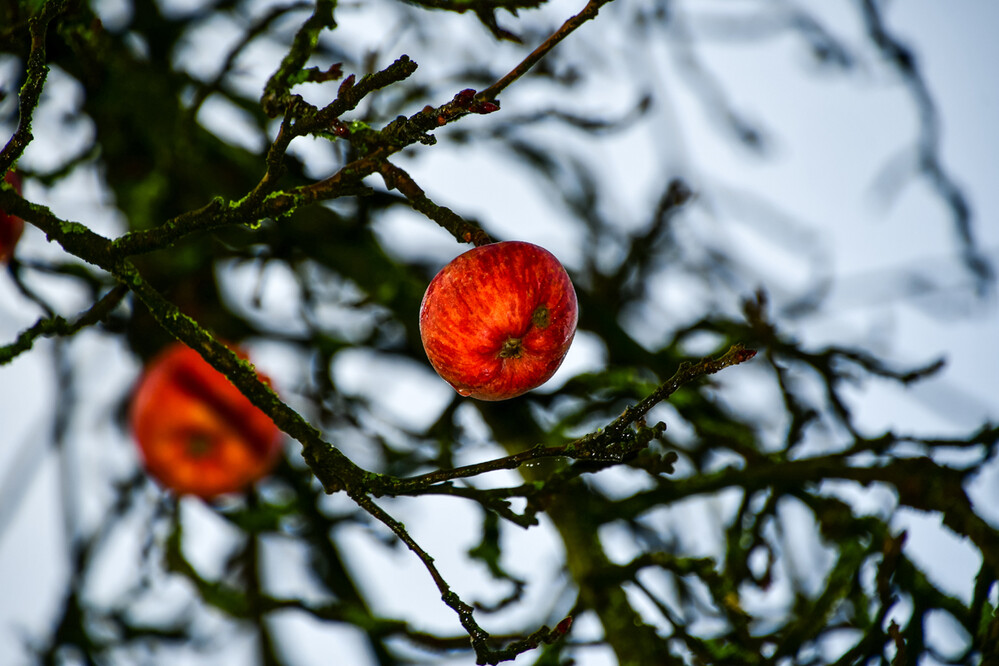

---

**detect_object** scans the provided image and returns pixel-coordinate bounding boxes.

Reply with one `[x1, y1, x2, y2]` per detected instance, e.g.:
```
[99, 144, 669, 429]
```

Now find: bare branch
[477, 0, 615, 104]
[0, 285, 126, 365]
[0, 0, 69, 173]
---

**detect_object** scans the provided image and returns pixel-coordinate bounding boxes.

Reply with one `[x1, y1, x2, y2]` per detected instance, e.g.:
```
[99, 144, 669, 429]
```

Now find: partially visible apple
[1, 170, 24, 264]
[130, 342, 283, 499]
[419, 240, 578, 401]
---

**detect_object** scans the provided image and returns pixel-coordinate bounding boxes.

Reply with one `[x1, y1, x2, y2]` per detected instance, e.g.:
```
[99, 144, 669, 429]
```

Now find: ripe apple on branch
[419, 240, 578, 401]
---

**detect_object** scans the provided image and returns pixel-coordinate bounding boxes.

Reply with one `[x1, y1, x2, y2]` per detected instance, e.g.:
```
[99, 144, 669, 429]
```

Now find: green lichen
[286, 69, 313, 87]
[235, 355, 258, 376]
[59, 220, 91, 235]
[262, 188, 305, 220]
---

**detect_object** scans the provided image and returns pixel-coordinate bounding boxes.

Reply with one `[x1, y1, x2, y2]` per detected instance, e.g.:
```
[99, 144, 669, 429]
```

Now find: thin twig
[378, 161, 493, 246]
[386, 444, 568, 493]
[476, 0, 615, 103]
[859, 0, 993, 290]
[260, 0, 337, 117]
[349, 493, 487, 648]
[604, 344, 757, 438]
[350, 491, 570, 664]
[379, 345, 757, 497]
[0, 0, 69, 173]
[186, 2, 313, 118]
[0, 285, 127, 365]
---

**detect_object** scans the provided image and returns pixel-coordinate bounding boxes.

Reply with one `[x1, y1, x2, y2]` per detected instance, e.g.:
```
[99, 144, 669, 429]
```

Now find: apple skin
[1, 170, 24, 264]
[419, 241, 578, 401]
[130, 342, 283, 499]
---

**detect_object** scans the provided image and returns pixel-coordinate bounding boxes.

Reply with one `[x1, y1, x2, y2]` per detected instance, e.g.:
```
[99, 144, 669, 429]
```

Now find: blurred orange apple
[130, 342, 282, 498]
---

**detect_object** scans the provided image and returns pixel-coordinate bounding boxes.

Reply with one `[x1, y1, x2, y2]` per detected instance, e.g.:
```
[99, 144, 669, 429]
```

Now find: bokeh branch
[0, 284, 125, 365]
[860, 0, 994, 291]
[0, 0, 68, 173]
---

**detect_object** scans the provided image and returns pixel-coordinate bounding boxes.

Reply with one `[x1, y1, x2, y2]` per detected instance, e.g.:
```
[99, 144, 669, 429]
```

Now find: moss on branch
[0, 0, 69, 173]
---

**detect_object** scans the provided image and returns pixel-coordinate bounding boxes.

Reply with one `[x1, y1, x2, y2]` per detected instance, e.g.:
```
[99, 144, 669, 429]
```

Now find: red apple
[1, 170, 24, 264]
[130, 342, 283, 499]
[419, 241, 578, 401]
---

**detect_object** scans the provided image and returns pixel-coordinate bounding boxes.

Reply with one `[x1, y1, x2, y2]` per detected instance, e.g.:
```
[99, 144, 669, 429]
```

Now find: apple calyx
[186, 434, 213, 457]
[498, 337, 523, 359]
[497, 304, 551, 359]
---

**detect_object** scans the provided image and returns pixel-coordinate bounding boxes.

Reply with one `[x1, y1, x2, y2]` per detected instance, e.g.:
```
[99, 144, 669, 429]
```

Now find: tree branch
[376, 344, 756, 498]
[350, 491, 571, 664]
[0, 285, 127, 365]
[0, 0, 69, 174]
[476, 0, 615, 104]
[378, 161, 493, 246]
